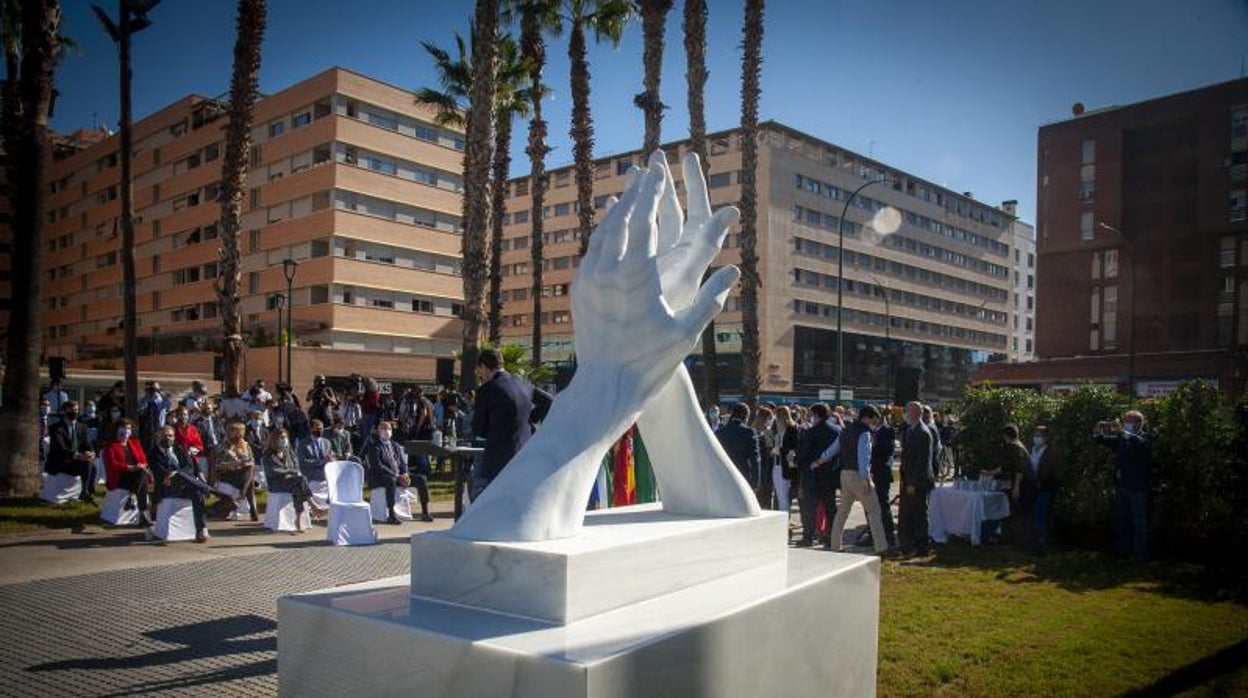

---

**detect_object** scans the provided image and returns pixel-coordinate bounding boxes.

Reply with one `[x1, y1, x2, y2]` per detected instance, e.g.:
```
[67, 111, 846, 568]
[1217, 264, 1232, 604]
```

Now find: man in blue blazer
[714, 402, 762, 489]
[795, 403, 839, 547]
[469, 349, 553, 501]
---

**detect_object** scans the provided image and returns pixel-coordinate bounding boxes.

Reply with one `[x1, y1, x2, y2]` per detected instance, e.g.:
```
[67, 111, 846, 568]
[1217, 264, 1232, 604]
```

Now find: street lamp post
[1098, 223, 1137, 397]
[282, 258, 299, 387]
[272, 293, 285, 386]
[868, 273, 892, 402]
[836, 178, 887, 406]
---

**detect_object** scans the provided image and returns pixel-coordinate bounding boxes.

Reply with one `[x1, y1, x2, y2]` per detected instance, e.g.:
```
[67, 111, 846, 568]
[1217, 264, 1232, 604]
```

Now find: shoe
[144, 527, 155, 542]
[250, 513, 259, 522]
[195, 531, 209, 544]
[386, 515, 401, 525]
[123, 497, 136, 511]
[794, 538, 814, 548]
[79, 494, 96, 506]
[420, 513, 434, 522]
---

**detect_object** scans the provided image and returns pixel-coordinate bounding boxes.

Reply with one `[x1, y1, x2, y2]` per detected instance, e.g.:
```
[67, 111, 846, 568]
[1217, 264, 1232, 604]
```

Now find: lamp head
[282, 258, 298, 282]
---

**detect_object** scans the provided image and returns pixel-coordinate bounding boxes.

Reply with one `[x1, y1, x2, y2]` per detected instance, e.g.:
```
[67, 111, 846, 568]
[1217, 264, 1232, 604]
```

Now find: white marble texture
[449, 153, 752, 543]
[279, 549, 880, 698]
[412, 504, 787, 624]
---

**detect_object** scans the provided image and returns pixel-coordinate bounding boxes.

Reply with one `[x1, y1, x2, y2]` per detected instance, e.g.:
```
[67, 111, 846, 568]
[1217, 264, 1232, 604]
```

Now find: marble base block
[279, 549, 880, 698]
[410, 504, 788, 624]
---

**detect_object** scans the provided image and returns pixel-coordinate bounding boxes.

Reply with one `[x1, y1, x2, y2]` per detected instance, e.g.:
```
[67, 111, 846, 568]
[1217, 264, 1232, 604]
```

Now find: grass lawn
[878, 542, 1248, 697]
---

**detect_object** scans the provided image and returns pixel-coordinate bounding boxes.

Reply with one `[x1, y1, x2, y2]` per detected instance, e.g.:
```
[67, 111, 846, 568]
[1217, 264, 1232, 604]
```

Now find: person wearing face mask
[297, 419, 334, 483]
[46, 401, 96, 504]
[898, 401, 935, 557]
[137, 381, 169, 454]
[363, 421, 421, 524]
[979, 424, 1028, 545]
[194, 399, 225, 455]
[1021, 426, 1064, 556]
[262, 428, 316, 532]
[102, 419, 152, 528]
[150, 424, 223, 542]
[171, 407, 206, 475]
[97, 381, 126, 421]
[326, 418, 354, 461]
[795, 403, 839, 548]
[245, 410, 269, 465]
[213, 423, 259, 522]
[1095, 410, 1152, 560]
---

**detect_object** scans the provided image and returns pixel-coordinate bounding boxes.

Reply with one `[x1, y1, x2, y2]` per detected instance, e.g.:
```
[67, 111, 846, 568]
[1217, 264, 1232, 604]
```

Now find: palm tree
[634, 0, 671, 154]
[738, 0, 764, 409]
[215, 0, 266, 400]
[459, 0, 502, 391]
[417, 33, 530, 348]
[511, 0, 561, 367]
[683, 0, 718, 407]
[92, 0, 158, 417]
[567, 0, 633, 256]
[0, 0, 62, 495]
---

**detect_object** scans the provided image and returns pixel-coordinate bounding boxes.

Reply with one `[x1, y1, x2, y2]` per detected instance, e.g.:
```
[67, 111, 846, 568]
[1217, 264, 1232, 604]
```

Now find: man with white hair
[898, 401, 935, 556]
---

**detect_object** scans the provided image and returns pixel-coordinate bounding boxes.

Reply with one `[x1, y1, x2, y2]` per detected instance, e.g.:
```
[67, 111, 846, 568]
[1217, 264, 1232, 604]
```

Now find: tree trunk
[217, 0, 266, 399]
[487, 106, 512, 346]
[684, 0, 718, 408]
[521, 9, 549, 367]
[636, 0, 671, 154]
[738, 0, 764, 410]
[0, 0, 61, 496]
[459, 0, 500, 391]
[569, 16, 595, 256]
[118, 0, 138, 416]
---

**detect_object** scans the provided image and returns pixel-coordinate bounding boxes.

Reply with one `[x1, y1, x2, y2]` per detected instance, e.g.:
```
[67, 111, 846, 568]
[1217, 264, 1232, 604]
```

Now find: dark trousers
[167, 472, 212, 532]
[898, 486, 930, 553]
[1114, 488, 1149, 560]
[871, 472, 896, 545]
[799, 476, 836, 544]
[755, 461, 773, 509]
[117, 470, 150, 524]
[468, 458, 491, 503]
[1032, 490, 1053, 555]
[409, 474, 430, 512]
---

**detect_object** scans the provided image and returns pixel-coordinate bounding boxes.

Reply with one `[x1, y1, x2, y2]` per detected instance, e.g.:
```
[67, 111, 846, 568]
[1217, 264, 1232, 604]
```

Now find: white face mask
[1033, 436, 1045, 447]
[277, 438, 290, 450]
[117, 428, 132, 441]
[378, 430, 392, 441]
[1123, 422, 1137, 434]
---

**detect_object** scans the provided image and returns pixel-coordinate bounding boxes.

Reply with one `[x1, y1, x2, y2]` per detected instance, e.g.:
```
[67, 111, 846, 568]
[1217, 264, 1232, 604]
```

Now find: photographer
[1094, 411, 1152, 561]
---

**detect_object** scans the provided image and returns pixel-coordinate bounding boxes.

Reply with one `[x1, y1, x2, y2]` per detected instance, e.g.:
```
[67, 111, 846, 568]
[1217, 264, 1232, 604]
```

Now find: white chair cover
[154, 497, 197, 541]
[100, 488, 139, 526]
[39, 473, 82, 505]
[369, 487, 416, 522]
[217, 482, 251, 520]
[264, 491, 311, 532]
[324, 460, 375, 546]
[309, 480, 330, 511]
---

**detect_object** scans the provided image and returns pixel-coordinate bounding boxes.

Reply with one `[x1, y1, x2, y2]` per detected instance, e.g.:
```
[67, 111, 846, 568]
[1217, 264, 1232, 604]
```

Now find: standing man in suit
[469, 349, 553, 502]
[1022, 425, 1064, 556]
[795, 403, 839, 548]
[1095, 411, 1152, 560]
[46, 401, 96, 504]
[899, 401, 935, 556]
[714, 402, 762, 492]
[859, 406, 897, 548]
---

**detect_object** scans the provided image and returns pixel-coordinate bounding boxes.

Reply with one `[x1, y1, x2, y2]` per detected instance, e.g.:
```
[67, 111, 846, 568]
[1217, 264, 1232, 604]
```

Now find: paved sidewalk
[0, 496, 877, 696]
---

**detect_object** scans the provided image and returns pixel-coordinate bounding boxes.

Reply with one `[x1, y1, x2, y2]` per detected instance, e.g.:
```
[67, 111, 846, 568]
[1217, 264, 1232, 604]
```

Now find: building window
[1232, 106, 1248, 140]
[1231, 190, 1246, 223]
[1081, 139, 1095, 164]
[554, 202, 570, 217]
[269, 121, 284, 137]
[292, 112, 311, 128]
[514, 179, 529, 197]
[1222, 236, 1237, 267]
[708, 172, 731, 189]
[1091, 252, 1101, 279]
[1080, 212, 1094, 241]
[249, 229, 261, 252]
[1104, 249, 1119, 278]
[1103, 286, 1118, 347]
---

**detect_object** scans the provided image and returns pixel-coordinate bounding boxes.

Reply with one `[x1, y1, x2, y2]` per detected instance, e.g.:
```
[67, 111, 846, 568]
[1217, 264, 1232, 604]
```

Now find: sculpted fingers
[623, 161, 665, 268]
[656, 151, 683, 253]
[682, 152, 712, 231]
[678, 265, 740, 339]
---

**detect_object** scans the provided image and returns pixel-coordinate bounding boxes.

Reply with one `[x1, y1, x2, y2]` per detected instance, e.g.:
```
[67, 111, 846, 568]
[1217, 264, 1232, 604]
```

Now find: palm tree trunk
[521, 9, 549, 367]
[569, 16, 595, 256]
[636, 0, 671, 154]
[0, 0, 60, 495]
[684, 0, 718, 408]
[738, 0, 764, 410]
[217, 0, 266, 399]
[459, 0, 501, 391]
[118, 0, 139, 415]
[487, 106, 513, 345]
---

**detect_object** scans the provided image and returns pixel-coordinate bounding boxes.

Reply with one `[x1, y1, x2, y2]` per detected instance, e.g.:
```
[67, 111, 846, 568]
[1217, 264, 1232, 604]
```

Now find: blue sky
[52, 0, 1248, 224]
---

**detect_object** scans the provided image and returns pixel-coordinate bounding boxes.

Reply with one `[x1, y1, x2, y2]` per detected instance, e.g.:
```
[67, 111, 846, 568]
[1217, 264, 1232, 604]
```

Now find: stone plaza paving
[0, 501, 870, 697]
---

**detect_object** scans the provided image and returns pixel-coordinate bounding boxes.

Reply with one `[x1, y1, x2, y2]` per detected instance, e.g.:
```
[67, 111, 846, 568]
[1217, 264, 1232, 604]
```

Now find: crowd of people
[38, 373, 481, 542]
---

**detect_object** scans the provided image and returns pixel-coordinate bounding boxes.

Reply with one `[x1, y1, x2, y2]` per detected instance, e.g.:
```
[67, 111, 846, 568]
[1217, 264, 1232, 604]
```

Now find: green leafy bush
[952, 384, 1056, 478]
[1049, 385, 1131, 536]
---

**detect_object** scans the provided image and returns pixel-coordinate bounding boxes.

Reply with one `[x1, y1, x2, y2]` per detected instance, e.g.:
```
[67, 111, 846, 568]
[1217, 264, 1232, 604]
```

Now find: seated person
[46, 400, 96, 504]
[262, 428, 319, 532]
[361, 421, 415, 524]
[326, 418, 354, 461]
[297, 419, 334, 483]
[213, 423, 259, 522]
[102, 418, 152, 527]
[149, 424, 222, 543]
[244, 410, 269, 466]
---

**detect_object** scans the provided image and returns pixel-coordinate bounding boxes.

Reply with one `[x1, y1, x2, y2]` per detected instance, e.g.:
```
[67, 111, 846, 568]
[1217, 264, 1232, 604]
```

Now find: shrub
[1049, 384, 1132, 535]
[952, 384, 1056, 478]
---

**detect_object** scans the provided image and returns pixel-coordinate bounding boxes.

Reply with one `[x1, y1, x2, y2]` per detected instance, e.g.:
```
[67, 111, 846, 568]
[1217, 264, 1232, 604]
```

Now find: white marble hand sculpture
[449, 155, 742, 541]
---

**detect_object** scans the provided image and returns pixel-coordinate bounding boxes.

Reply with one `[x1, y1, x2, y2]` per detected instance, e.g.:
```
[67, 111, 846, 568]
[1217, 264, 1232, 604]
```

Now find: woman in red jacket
[103, 418, 153, 528]
[171, 406, 206, 476]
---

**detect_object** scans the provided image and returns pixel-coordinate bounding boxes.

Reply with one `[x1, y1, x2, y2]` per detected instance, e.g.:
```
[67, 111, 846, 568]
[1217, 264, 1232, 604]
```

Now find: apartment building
[498, 121, 1026, 403]
[1003, 200, 1037, 362]
[978, 77, 1248, 397]
[37, 68, 465, 393]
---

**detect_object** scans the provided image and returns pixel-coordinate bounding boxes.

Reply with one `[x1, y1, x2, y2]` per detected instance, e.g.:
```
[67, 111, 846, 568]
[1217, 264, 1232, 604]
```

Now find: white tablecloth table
[928, 485, 1010, 545]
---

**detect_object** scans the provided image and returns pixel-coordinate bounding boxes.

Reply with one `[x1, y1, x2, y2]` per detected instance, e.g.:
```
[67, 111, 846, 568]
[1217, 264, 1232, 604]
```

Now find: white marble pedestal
[279, 505, 880, 697]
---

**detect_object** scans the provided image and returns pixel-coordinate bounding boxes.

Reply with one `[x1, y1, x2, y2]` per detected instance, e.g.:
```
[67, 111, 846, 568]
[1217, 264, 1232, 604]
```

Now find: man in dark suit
[149, 425, 216, 543]
[469, 349, 553, 501]
[795, 403, 839, 548]
[297, 419, 334, 483]
[899, 401, 935, 556]
[362, 420, 413, 524]
[46, 400, 96, 504]
[714, 402, 762, 490]
[859, 406, 897, 548]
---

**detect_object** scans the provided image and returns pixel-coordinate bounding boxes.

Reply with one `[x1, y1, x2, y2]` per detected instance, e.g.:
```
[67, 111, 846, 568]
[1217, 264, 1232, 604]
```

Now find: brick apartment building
[977, 77, 1248, 397]
[30, 68, 466, 396]
[498, 121, 1033, 403]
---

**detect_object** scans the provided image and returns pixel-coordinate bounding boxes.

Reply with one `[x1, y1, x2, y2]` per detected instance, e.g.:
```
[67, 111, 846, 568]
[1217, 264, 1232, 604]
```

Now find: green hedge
[953, 381, 1247, 562]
